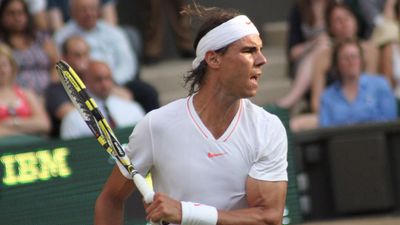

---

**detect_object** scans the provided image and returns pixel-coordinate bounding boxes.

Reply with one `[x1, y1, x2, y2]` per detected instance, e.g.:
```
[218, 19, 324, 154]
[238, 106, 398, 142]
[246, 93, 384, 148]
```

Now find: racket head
[55, 60, 102, 137]
[55, 60, 137, 175]
[55, 61, 155, 214]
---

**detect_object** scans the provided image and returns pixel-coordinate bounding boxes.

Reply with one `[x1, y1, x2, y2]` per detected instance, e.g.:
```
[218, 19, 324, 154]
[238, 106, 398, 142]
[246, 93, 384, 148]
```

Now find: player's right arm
[94, 165, 136, 225]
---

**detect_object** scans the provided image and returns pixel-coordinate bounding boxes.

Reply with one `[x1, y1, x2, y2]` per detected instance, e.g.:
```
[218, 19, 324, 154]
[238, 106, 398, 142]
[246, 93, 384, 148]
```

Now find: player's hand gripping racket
[55, 60, 165, 225]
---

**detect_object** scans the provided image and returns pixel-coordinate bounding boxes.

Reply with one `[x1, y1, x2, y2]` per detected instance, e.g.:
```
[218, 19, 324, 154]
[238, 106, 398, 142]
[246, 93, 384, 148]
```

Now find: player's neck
[193, 90, 240, 139]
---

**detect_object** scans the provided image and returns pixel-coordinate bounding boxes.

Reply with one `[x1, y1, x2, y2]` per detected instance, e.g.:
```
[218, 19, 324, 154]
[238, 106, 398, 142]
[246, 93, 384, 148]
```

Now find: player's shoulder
[145, 97, 187, 121]
[242, 99, 283, 125]
[242, 99, 287, 137]
[241, 100, 287, 143]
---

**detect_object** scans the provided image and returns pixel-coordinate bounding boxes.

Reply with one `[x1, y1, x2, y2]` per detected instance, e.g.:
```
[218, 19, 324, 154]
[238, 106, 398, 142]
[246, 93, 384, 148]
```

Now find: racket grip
[133, 174, 170, 225]
[133, 173, 154, 204]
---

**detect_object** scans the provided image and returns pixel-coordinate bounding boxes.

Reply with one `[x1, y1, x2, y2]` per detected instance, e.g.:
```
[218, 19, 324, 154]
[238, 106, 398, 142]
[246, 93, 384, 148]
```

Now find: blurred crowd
[0, 0, 399, 139]
[0, 0, 194, 139]
[277, 0, 400, 132]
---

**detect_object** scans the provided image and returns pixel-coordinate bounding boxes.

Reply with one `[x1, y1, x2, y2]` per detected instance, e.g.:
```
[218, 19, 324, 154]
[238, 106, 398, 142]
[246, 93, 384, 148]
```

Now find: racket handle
[133, 174, 170, 225]
[133, 173, 154, 204]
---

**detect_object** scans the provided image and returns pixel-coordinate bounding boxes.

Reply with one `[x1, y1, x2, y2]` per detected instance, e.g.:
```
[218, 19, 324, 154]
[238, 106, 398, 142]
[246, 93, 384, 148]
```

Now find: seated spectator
[47, 0, 118, 33]
[368, 0, 400, 98]
[278, 2, 381, 113]
[319, 38, 397, 126]
[24, 0, 47, 31]
[54, 0, 160, 112]
[54, 0, 138, 85]
[310, 3, 379, 112]
[0, 0, 59, 97]
[60, 60, 145, 139]
[357, 0, 394, 39]
[344, 0, 400, 98]
[290, 39, 397, 132]
[0, 43, 50, 137]
[45, 35, 132, 138]
[276, 0, 334, 109]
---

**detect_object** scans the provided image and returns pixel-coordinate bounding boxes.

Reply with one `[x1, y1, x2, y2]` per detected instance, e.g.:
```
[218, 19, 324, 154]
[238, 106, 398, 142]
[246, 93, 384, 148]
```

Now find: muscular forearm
[217, 207, 283, 225]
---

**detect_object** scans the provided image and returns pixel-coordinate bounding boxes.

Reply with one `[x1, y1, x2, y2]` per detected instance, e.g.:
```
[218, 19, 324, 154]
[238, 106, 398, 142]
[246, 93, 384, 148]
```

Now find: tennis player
[94, 5, 288, 225]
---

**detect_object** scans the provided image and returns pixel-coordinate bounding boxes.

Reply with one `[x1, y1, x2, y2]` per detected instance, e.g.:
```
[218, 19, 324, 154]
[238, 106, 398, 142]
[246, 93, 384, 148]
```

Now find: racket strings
[56, 60, 138, 175]
[57, 65, 103, 137]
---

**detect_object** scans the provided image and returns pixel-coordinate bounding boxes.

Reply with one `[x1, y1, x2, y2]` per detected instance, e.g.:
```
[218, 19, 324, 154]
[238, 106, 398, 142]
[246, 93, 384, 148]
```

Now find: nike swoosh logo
[208, 152, 226, 158]
[245, 21, 252, 25]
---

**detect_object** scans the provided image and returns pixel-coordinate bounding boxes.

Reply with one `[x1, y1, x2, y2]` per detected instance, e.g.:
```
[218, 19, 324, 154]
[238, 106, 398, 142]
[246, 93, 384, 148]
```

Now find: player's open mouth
[249, 74, 260, 88]
[250, 74, 260, 81]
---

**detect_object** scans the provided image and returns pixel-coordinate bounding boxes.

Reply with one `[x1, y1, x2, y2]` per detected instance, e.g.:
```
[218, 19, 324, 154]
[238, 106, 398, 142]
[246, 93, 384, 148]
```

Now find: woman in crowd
[311, 3, 378, 112]
[320, 38, 397, 126]
[276, 0, 334, 109]
[0, 43, 51, 136]
[0, 0, 58, 97]
[290, 38, 396, 131]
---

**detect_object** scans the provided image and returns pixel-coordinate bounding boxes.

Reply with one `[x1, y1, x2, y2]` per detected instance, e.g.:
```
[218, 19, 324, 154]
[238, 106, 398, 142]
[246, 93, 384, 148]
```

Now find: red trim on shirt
[186, 96, 208, 139]
[222, 99, 242, 142]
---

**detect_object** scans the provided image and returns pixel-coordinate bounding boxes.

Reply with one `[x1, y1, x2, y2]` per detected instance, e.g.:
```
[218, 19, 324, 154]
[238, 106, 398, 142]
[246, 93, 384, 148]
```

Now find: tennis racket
[55, 60, 156, 208]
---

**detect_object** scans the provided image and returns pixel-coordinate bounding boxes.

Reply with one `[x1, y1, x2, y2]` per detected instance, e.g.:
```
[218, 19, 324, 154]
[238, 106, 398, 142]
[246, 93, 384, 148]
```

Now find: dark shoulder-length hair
[182, 4, 241, 95]
[298, 0, 335, 26]
[325, 2, 359, 38]
[0, 0, 36, 46]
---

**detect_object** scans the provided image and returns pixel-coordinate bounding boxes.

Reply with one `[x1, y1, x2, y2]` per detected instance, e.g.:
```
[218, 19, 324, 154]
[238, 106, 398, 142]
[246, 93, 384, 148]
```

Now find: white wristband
[181, 201, 218, 225]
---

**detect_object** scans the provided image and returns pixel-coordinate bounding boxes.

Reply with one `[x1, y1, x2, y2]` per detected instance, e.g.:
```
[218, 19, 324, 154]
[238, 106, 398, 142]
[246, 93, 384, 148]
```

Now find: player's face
[217, 34, 267, 98]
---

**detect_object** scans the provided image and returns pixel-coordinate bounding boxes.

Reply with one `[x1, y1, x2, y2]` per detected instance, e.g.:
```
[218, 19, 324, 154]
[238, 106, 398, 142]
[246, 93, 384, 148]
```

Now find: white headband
[192, 15, 259, 69]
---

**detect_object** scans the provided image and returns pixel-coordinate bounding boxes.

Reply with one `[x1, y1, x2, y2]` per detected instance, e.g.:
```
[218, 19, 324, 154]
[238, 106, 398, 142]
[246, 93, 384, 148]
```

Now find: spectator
[320, 38, 397, 126]
[0, 0, 59, 97]
[336, 0, 372, 39]
[290, 39, 397, 132]
[276, 0, 334, 109]
[24, 0, 48, 31]
[366, 0, 400, 98]
[54, 0, 160, 112]
[357, 0, 390, 39]
[310, 3, 379, 112]
[54, 0, 138, 85]
[45, 35, 132, 138]
[0, 43, 51, 137]
[142, 0, 194, 64]
[47, 0, 118, 33]
[60, 60, 145, 139]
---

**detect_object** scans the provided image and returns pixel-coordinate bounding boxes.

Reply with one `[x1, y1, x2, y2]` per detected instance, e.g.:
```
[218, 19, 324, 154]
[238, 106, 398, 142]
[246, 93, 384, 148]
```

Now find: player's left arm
[145, 178, 287, 225]
[215, 114, 289, 225]
[217, 178, 287, 225]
